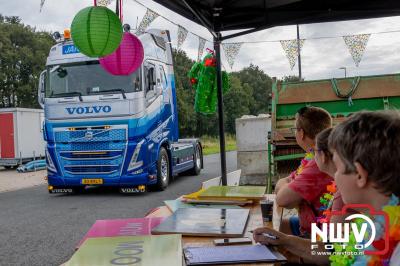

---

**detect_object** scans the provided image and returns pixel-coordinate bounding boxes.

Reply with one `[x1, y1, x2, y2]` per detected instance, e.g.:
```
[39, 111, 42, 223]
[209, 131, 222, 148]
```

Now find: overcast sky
[1, 0, 400, 80]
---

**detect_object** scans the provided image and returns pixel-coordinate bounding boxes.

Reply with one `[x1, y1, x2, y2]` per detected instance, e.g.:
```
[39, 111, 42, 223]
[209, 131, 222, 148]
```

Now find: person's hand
[253, 227, 289, 246]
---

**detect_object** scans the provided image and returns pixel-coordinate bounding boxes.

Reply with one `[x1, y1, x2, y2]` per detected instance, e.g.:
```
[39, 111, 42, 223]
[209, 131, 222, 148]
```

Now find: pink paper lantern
[99, 32, 144, 75]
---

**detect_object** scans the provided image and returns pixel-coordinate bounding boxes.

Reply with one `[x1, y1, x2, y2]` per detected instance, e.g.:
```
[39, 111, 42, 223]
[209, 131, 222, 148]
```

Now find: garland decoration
[295, 151, 314, 176]
[329, 194, 400, 266]
[317, 181, 337, 224]
[188, 50, 230, 114]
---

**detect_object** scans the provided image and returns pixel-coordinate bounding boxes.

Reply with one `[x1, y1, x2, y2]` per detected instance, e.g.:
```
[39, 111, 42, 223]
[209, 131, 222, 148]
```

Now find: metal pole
[214, 33, 227, 186]
[296, 24, 302, 80]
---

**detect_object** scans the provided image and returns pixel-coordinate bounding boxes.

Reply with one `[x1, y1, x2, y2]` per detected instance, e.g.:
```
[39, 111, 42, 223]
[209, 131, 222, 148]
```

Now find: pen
[262, 233, 278, 240]
[249, 230, 279, 240]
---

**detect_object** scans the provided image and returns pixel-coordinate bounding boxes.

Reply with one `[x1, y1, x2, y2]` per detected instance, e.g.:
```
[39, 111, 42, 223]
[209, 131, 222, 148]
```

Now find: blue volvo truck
[38, 29, 203, 193]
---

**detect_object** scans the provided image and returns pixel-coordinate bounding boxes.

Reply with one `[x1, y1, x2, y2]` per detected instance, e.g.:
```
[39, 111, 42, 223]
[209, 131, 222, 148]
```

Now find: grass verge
[200, 135, 237, 155]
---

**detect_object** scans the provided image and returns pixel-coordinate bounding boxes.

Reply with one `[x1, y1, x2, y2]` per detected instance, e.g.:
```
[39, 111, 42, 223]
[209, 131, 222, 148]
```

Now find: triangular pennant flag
[343, 34, 370, 67]
[97, 0, 112, 6]
[177, 26, 188, 50]
[136, 9, 159, 35]
[222, 43, 243, 69]
[197, 37, 207, 61]
[39, 0, 46, 12]
[280, 39, 305, 70]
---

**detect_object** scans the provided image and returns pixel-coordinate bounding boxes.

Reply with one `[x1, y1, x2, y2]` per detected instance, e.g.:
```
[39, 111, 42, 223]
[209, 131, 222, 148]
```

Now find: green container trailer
[267, 73, 400, 192]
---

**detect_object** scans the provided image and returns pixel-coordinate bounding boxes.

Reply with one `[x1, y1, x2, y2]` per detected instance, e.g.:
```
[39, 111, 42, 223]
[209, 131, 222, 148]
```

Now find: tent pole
[214, 32, 227, 186]
[181, 0, 217, 38]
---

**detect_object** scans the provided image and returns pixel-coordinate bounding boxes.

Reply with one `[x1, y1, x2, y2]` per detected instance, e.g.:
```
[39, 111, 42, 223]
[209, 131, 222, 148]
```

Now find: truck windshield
[46, 61, 141, 97]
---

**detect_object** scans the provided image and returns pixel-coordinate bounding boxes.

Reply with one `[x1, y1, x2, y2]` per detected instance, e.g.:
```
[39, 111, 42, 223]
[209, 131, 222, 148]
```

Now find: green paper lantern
[71, 6, 123, 58]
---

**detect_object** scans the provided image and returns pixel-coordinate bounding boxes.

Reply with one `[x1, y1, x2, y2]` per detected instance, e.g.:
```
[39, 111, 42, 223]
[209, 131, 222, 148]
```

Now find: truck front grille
[57, 146, 126, 177]
[60, 150, 123, 160]
[55, 128, 126, 143]
[64, 164, 119, 175]
[52, 125, 128, 177]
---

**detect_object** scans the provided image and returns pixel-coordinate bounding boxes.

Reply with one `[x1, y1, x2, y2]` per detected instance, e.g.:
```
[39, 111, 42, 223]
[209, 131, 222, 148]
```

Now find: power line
[231, 29, 400, 44]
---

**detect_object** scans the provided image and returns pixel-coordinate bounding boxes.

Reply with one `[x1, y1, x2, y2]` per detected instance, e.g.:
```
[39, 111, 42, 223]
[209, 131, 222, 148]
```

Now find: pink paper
[76, 217, 164, 249]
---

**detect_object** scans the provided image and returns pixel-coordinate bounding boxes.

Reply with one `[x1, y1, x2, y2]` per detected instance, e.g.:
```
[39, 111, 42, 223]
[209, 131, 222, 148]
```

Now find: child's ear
[298, 128, 305, 140]
[321, 153, 327, 164]
[354, 162, 368, 188]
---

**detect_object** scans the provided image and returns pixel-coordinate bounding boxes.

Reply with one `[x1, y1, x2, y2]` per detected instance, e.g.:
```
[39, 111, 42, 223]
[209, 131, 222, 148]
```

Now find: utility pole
[296, 24, 302, 80]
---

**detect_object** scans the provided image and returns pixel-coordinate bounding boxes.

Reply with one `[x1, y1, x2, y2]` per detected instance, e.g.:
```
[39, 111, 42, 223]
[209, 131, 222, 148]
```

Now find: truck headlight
[128, 140, 144, 171]
[46, 148, 57, 173]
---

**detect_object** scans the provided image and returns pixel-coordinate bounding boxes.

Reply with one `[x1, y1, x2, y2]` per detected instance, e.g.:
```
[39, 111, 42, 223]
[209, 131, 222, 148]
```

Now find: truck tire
[4, 166, 12, 170]
[155, 147, 170, 191]
[188, 144, 202, 176]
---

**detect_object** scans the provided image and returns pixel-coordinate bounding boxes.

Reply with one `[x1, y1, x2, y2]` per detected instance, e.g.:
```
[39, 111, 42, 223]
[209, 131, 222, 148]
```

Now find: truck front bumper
[47, 171, 157, 187]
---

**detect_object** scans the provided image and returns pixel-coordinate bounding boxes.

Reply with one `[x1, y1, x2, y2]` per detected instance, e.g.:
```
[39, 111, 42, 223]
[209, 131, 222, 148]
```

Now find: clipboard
[183, 244, 287, 265]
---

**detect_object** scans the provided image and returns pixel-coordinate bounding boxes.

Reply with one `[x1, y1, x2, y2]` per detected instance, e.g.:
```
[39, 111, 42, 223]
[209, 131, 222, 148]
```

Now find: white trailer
[0, 108, 45, 168]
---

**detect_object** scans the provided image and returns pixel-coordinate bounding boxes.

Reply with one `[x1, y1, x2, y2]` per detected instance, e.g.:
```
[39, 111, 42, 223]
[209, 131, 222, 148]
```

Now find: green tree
[172, 49, 198, 137]
[0, 15, 54, 108]
[223, 75, 252, 134]
[232, 64, 272, 115]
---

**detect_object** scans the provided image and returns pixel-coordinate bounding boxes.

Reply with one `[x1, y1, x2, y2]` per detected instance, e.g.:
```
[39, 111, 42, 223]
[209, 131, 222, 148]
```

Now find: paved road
[0, 152, 237, 266]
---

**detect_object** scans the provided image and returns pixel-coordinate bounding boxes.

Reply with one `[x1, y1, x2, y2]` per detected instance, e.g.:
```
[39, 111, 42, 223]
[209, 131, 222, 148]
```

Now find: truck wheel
[4, 166, 12, 170]
[155, 147, 170, 191]
[188, 144, 202, 176]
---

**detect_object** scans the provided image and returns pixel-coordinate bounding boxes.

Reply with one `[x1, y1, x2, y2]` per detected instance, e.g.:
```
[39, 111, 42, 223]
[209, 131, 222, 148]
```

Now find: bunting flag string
[39, 0, 46, 12]
[280, 39, 305, 70]
[343, 34, 371, 67]
[136, 8, 159, 35]
[177, 25, 188, 50]
[222, 43, 243, 69]
[197, 37, 207, 61]
[130, 0, 399, 71]
[39, 0, 399, 71]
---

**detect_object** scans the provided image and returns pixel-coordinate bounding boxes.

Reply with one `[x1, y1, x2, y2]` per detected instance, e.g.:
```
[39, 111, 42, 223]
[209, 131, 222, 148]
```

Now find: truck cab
[38, 29, 202, 193]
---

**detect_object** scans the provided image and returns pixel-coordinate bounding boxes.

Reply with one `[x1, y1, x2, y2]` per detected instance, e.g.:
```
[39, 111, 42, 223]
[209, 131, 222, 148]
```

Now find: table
[62, 195, 288, 266]
[146, 194, 286, 266]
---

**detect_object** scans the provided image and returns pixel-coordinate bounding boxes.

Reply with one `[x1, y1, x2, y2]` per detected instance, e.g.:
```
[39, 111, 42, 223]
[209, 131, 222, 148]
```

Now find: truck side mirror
[38, 70, 46, 108]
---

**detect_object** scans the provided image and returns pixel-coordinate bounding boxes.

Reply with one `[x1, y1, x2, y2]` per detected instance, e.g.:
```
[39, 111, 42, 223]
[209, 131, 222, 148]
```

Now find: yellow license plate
[82, 179, 103, 185]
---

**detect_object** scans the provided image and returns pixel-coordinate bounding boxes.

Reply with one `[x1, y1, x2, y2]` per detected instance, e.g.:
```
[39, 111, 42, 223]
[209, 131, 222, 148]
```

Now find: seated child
[255, 111, 400, 265]
[275, 106, 333, 236]
[253, 127, 343, 264]
[314, 128, 345, 224]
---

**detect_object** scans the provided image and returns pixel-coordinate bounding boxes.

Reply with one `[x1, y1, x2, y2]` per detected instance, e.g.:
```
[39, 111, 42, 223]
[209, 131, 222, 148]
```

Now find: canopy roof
[153, 0, 400, 39]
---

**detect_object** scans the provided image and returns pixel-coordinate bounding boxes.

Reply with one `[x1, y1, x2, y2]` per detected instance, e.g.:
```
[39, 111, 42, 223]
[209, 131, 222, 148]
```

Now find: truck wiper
[51, 92, 83, 101]
[88, 88, 127, 99]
